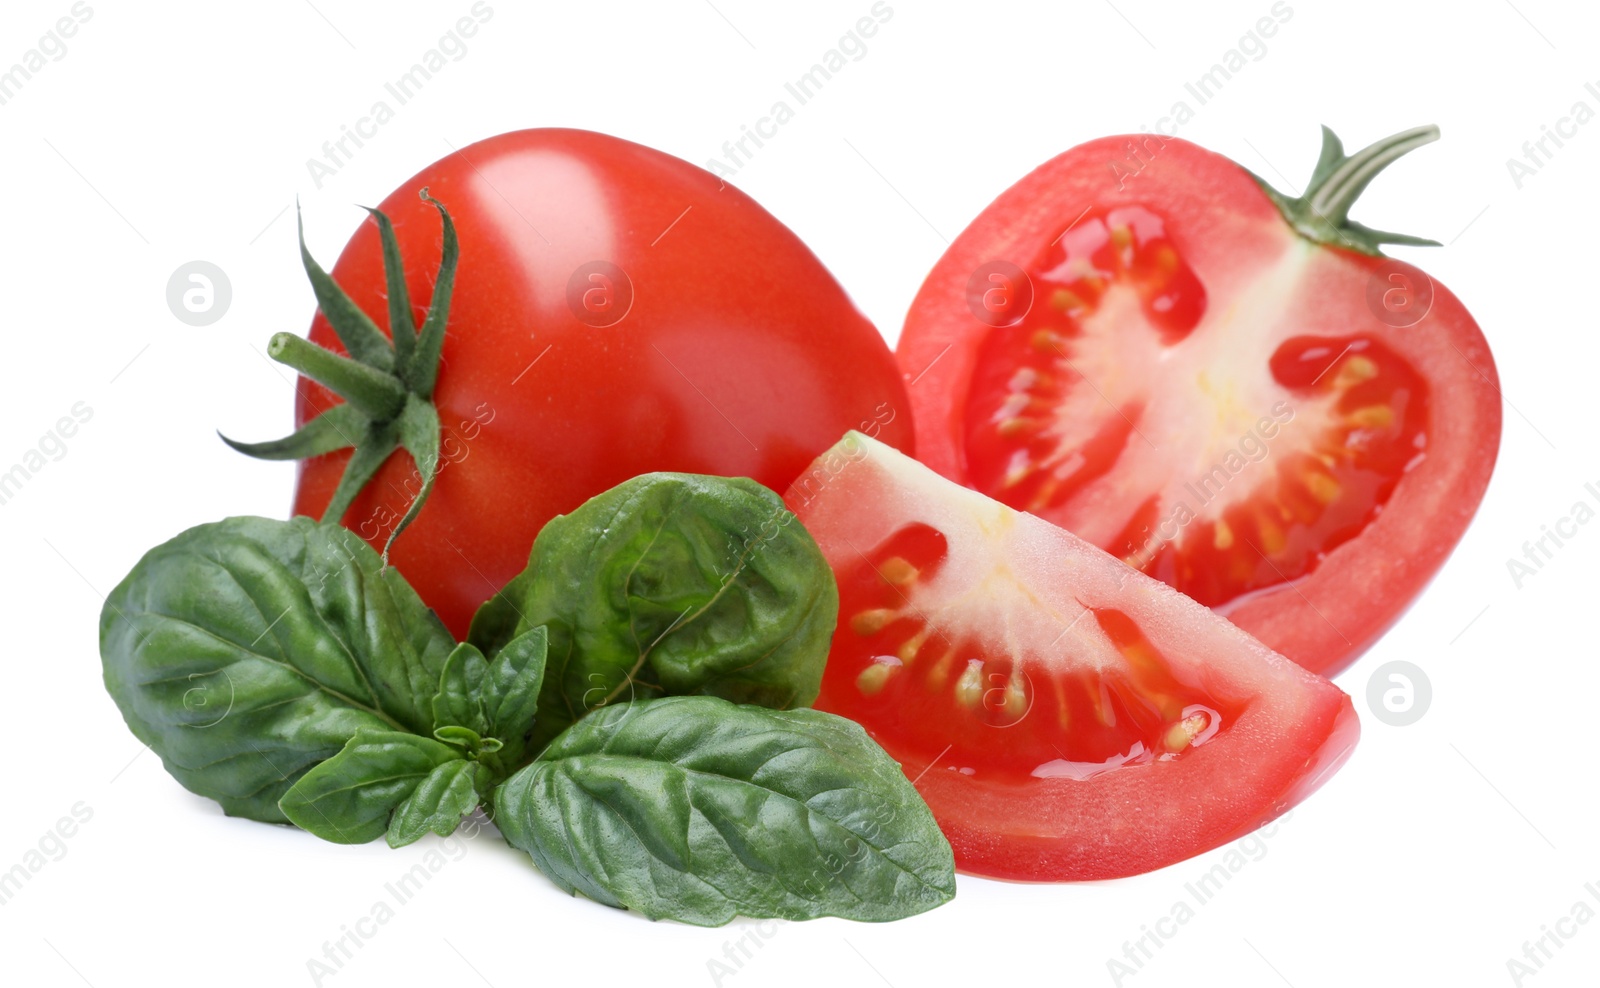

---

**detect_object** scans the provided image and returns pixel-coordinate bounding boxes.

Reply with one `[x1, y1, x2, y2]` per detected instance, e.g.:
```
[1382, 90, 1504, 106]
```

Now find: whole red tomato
[232, 129, 911, 637]
[897, 126, 1500, 677]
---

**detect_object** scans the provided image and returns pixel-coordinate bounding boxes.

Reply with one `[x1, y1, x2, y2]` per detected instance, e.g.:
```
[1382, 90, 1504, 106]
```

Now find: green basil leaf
[98, 516, 455, 822]
[496, 474, 838, 749]
[432, 642, 493, 737]
[494, 696, 956, 926]
[431, 627, 547, 770]
[386, 759, 490, 848]
[279, 730, 462, 844]
[482, 627, 548, 745]
[432, 725, 501, 754]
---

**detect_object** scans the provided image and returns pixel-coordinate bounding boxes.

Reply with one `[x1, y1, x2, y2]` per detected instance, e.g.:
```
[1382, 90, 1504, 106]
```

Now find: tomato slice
[899, 129, 1501, 676]
[785, 432, 1358, 881]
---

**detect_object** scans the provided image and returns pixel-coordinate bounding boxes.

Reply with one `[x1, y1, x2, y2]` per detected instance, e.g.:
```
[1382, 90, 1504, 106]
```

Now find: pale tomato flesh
[786, 432, 1358, 881]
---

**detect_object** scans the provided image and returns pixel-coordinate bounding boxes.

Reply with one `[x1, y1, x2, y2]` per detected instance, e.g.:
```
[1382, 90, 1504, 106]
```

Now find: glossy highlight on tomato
[282, 129, 911, 636]
[786, 432, 1358, 881]
[899, 127, 1500, 675]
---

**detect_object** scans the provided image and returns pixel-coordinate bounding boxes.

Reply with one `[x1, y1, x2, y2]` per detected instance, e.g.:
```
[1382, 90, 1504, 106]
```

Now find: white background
[1, 1, 1595, 985]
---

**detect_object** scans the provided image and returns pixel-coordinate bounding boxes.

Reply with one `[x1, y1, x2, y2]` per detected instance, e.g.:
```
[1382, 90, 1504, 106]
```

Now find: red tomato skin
[290, 129, 911, 637]
[897, 134, 1501, 677]
[913, 695, 1358, 882]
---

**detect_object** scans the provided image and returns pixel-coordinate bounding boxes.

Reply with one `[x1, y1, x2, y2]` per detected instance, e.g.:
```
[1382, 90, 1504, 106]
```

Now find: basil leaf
[387, 759, 490, 848]
[481, 627, 548, 749]
[432, 642, 493, 737]
[431, 627, 547, 770]
[494, 697, 956, 926]
[493, 474, 838, 749]
[99, 517, 455, 822]
[432, 725, 501, 755]
[279, 730, 462, 844]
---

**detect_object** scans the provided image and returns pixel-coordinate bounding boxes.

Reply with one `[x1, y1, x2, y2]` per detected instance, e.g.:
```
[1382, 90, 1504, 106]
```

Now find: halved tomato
[897, 127, 1501, 676]
[785, 432, 1357, 881]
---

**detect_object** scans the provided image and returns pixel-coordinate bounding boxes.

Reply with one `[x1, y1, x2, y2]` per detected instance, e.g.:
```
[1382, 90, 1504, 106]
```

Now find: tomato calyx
[1250, 124, 1442, 256]
[222, 189, 459, 561]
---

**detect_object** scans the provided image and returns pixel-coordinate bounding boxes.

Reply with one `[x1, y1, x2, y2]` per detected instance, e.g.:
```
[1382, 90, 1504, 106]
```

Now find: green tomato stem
[267, 332, 407, 421]
[1306, 125, 1439, 227]
[1249, 124, 1443, 257]
[226, 195, 463, 556]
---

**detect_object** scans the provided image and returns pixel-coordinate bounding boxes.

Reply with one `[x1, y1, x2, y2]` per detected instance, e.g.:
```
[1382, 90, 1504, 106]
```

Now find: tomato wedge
[897, 127, 1501, 676]
[785, 432, 1357, 881]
